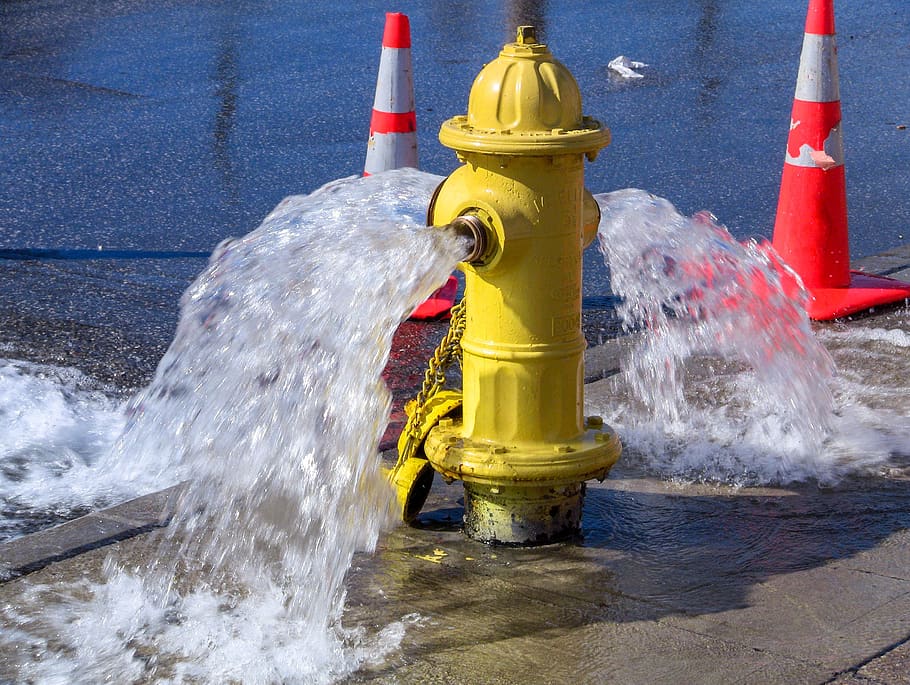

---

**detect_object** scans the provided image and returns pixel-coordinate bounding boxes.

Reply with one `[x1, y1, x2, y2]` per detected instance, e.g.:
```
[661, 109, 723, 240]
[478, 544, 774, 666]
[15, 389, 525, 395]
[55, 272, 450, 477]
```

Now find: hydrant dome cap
[439, 26, 610, 155]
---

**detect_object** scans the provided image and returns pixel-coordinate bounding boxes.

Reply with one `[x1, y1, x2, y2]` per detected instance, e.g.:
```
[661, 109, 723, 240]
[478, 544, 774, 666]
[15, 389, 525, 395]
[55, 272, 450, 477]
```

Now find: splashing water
[5, 176, 908, 680]
[817, 321, 910, 475]
[593, 189, 843, 485]
[4, 169, 469, 683]
[0, 361, 124, 541]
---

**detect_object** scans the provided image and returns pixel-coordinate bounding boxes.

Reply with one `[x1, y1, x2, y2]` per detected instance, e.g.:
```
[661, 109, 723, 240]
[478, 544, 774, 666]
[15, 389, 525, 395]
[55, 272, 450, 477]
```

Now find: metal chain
[395, 298, 466, 469]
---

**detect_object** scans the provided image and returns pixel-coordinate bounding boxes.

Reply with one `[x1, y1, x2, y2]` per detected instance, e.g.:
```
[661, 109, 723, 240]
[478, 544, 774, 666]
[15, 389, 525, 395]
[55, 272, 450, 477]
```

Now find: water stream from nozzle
[3, 169, 468, 683]
[593, 189, 909, 485]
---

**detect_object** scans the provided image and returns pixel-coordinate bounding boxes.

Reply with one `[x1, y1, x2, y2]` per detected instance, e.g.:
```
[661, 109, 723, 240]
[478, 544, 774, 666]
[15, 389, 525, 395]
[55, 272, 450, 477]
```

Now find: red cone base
[806, 271, 910, 320]
[409, 275, 458, 320]
[758, 240, 910, 320]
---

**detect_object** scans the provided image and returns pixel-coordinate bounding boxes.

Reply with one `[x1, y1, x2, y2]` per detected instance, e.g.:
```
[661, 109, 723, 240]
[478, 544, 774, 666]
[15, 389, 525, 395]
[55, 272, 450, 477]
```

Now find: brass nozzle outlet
[445, 214, 489, 264]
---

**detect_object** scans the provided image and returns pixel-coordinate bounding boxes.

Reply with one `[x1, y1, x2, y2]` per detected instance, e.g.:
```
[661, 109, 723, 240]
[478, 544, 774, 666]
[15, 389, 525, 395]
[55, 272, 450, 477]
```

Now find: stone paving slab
[846, 640, 910, 684]
[854, 247, 910, 283]
[663, 564, 910, 668]
[335, 473, 910, 684]
[348, 616, 820, 685]
[0, 484, 182, 581]
[839, 528, 910, 582]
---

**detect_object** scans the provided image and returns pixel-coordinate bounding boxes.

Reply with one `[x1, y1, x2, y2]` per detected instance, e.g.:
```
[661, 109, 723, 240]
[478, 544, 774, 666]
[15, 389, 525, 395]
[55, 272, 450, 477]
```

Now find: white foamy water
[590, 189, 906, 485]
[817, 320, 910, 476]
[3, 169, 467, 683]
[0, 360, 126, 540]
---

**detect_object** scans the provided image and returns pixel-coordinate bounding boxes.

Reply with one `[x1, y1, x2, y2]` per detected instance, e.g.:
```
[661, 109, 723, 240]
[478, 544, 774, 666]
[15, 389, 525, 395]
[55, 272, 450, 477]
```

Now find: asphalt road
[2, 0, 909, 261]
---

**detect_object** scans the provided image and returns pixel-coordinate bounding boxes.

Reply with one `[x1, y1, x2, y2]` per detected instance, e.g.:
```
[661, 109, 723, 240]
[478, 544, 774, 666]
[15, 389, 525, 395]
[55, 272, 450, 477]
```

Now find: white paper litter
[608, 55, 648, 79]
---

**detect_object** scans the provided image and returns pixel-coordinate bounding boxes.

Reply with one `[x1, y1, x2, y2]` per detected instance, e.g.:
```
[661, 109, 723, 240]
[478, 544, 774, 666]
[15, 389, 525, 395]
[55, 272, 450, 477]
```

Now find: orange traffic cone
[365, 13, 457, 320]
[772, 0, 910, 320]
[364, 12, 418, 175]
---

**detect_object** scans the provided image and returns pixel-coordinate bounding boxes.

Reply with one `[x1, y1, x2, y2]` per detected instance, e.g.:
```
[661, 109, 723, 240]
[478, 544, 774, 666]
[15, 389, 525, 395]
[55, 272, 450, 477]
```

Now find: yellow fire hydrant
[419, 26, 622, 544]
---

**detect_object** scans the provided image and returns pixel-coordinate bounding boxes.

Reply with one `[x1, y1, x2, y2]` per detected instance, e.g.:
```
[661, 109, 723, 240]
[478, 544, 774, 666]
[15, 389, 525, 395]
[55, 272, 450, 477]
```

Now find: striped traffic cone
[772, 0, 910, 320]
[364, 12, 418, 175]
[365, 12, 457, 319]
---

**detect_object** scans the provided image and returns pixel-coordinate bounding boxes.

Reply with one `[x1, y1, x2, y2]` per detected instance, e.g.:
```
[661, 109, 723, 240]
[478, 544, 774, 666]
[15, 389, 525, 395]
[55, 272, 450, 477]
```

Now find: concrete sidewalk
[1, 250, 909, 684]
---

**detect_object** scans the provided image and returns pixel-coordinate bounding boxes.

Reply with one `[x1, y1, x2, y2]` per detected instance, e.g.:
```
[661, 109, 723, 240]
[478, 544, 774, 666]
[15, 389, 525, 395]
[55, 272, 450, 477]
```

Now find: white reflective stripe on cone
[364, 132, 418, 175]
[784, 123, 845, 169]
[373, 47, 414, 114]
[795, 34, 840, 103]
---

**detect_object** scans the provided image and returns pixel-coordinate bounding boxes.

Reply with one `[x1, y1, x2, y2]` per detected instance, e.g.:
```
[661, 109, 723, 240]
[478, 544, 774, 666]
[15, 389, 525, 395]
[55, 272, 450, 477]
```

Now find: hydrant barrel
[424, 26, 621, 545]
[438, 155, 589, 446]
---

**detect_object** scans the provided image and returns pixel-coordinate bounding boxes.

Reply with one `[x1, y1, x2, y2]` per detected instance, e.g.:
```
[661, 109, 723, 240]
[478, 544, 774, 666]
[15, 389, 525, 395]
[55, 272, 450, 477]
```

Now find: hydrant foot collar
[463, 482, 587, 546]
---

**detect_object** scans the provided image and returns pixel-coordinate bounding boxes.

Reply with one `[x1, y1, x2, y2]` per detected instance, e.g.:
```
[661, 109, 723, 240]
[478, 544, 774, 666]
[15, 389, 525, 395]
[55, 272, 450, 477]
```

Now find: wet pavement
[341, 481, 910, 684]
[2, 250, 908, 684]
[3, 1, 910, 681]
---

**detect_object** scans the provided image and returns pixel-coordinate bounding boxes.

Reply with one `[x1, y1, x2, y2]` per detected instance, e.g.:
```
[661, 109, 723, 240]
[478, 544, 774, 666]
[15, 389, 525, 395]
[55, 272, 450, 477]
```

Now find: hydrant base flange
[463, 482, 585, 545]
[424, 416, 620, 544]
[424, 418, 622, 487]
